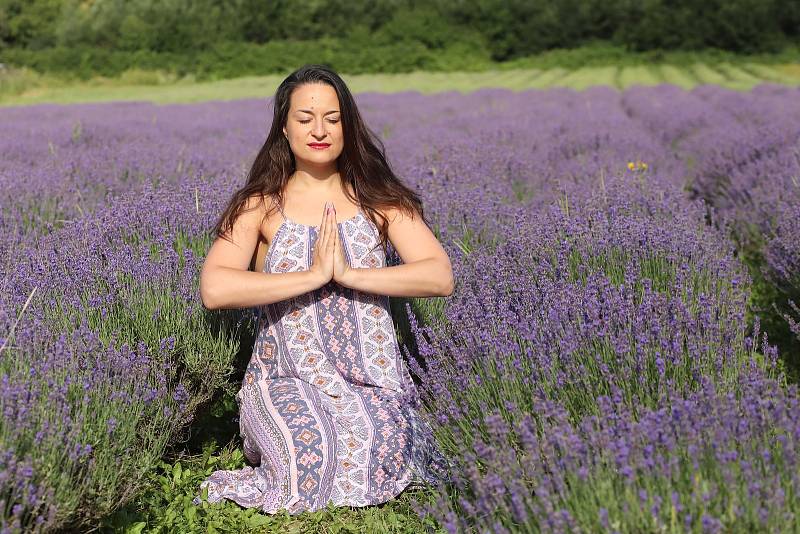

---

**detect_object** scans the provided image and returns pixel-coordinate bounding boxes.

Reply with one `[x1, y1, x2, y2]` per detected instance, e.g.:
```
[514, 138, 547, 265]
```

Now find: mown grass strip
[659, 64, 697, 89]
[2, 62, 799, 108]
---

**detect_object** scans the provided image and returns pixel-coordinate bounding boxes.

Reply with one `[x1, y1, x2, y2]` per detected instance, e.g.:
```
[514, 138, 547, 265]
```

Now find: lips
[308, 143, 331, 148]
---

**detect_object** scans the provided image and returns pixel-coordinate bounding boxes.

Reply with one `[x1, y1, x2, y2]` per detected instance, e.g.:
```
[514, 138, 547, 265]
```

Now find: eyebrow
[296, 109, 340, 115]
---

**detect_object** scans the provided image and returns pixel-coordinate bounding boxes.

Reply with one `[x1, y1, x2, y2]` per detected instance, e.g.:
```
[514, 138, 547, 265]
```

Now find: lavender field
[2, 83, 800, 532]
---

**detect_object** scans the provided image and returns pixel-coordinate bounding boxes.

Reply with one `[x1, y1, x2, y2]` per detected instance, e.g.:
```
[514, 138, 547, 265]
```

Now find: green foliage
[3, 40, 798, 94]
[99, 414, 445, 533]
[3, 229, 250, 529]
[1, 0, 798, 76]
[512, 446, 791, 532]
[0, 329, 177, 529]
[42, 234, 248, 410]
[424, 246, 779, 481]
[0, 0, 411, 52]
[434, 0, 799, 59]
[372, 4, 483, 51]
[0, 0, 63, 49]
[614, 0, 793, 53]
[737, 236, 800, 383]
[0, 36, 492, 82]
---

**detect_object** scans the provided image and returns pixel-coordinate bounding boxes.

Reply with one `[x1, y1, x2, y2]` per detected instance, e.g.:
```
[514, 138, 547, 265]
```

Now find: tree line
[3, 0, 799, 55]
[0, 0, 797, 79]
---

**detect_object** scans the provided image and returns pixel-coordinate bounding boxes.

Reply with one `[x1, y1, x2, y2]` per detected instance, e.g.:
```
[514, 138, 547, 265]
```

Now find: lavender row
[417, 365, 798, 533]
[405, 172, 792, 532]
[622, 84, 800, 364]
[0, 179, 251, 531]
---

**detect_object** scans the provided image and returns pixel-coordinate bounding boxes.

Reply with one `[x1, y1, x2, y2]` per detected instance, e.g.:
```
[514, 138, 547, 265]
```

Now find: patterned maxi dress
[197, 203, 451, 514]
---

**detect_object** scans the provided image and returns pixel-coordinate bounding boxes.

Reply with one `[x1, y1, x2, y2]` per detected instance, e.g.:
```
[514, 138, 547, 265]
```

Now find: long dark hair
[211, 64, 428, 257]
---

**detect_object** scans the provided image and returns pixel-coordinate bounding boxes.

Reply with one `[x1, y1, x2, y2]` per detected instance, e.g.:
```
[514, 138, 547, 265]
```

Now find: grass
[557, 66, 618, 90]
[657, 65, 697, 89]
[98, 439, 444, 533]
[616, 65, 663, 87]
[1, 59, 799, 107]
[85, 289, 450, 533]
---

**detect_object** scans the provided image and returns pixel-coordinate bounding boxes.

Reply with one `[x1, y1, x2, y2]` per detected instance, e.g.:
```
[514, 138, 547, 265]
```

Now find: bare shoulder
[212, 193, 263, 243]
[204, 193, 269, 273]
[230, 193, 268, 238]
[240, 193, 284, 231]
[376, 204, 422, 226]
[378, 203, 445, 265]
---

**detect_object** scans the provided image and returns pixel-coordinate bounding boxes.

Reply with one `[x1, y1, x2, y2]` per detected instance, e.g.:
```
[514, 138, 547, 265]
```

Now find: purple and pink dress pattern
[197, 204, 450, 514]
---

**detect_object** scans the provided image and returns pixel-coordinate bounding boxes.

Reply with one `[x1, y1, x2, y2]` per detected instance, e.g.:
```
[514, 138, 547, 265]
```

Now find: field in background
[4, 85, 800, 532]
[1, 61, 799, 106]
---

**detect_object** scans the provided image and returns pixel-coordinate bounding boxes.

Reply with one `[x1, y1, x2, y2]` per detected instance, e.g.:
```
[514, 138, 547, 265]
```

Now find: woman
[196, 64, 454, 514]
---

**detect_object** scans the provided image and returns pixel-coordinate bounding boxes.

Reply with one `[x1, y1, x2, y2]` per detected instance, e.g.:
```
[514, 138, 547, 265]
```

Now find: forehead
[289, 83, 340, 111]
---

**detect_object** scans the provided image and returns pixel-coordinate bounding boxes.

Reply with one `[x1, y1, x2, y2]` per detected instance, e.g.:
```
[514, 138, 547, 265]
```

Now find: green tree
[0, 0, 62, 49]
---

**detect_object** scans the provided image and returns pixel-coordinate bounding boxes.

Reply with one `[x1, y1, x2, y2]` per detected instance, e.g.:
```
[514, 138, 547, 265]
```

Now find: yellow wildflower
[627, 160, 648, 172]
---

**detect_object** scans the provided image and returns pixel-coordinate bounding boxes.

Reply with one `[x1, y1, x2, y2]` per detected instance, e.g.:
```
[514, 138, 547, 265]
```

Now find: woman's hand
[308, 202, 335, 287]
[331, 204, 352, 285]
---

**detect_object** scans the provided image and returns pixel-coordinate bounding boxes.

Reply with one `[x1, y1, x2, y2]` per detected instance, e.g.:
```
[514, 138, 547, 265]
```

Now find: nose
[313, 119, 327, 138]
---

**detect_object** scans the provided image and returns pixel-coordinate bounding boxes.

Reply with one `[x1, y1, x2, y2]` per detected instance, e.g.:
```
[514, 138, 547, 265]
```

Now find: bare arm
[199, 196, 326, 310]
[336, 206, 454, 298]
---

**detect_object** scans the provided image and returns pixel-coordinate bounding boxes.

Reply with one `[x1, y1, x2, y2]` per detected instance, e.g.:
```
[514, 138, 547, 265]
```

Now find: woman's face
[283, 82, 343, 166]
